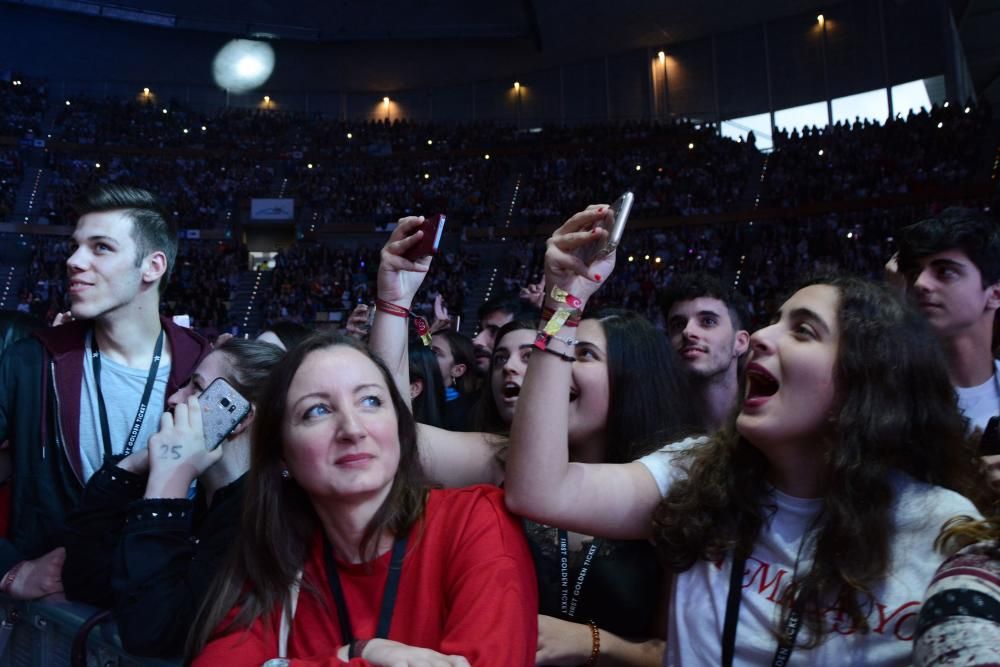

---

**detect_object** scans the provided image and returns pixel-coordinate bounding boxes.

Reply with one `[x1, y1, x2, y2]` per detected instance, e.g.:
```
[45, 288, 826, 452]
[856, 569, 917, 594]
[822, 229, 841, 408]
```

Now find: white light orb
[213, 39, 275, 94]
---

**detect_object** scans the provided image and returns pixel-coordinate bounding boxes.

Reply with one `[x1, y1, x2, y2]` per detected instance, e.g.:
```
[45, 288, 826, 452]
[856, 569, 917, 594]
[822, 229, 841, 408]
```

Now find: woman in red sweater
[187, 332, 537, 666]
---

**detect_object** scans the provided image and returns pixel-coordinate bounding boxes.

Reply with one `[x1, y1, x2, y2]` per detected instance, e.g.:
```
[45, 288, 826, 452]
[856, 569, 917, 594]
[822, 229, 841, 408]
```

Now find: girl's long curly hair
[652, 274, 983, 646]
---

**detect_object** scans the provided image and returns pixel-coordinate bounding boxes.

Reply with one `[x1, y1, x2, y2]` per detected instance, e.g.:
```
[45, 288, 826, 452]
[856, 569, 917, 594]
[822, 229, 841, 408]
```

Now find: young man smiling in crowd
[662, 273, 750, 433]
[0, 185, 210, 600]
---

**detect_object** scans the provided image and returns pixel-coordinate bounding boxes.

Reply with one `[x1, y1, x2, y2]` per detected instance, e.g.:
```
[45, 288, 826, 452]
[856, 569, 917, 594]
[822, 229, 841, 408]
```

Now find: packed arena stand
[0, 148, 22, 221]
[0, 62, 997, 665]
[0, 76, 47, 138]
[762, 103, 992, 207]
[516, 120, 753, 221]
[286, 154, 509, 226]
[41, 152, 276, 228]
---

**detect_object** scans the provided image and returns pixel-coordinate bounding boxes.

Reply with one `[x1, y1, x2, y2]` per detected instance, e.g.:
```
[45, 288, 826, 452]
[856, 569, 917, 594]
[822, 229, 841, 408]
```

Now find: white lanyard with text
[557, 529, 601, 618]
[91, 328, 164, 459]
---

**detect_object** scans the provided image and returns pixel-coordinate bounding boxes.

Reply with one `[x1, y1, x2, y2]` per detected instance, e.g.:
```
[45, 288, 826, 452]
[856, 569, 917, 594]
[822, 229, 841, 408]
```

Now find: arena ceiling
[5, 0, 1000, 104]
[954, 0, 1000, 104]
[5, 0, 834, 49]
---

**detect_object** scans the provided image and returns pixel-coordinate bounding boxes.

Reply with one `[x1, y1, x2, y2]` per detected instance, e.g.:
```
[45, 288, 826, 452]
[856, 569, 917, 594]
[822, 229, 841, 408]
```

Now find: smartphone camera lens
[220, 397, 232, 408]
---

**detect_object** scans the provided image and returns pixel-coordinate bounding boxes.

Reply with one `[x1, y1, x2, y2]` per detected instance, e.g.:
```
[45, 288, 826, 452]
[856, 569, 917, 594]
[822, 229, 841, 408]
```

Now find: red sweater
[193, 485, 537, 666]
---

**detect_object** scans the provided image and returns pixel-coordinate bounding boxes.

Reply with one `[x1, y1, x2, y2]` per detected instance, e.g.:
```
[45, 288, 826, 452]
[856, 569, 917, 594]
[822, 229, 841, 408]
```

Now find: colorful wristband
[375, 298, 432, 346]
[375, 298, 410, 319]
[541, 306, 581, 328]
[549, 286, 583, 310]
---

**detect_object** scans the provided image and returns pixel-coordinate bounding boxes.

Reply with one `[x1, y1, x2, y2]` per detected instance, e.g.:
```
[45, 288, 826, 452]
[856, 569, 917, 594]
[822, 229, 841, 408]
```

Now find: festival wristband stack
[535, 286, 583, 353]
[375, 298, 432, 346]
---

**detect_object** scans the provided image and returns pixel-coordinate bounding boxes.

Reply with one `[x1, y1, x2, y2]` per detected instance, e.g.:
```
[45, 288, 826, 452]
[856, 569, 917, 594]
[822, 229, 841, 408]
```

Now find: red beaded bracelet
[584, 621, 601, 666]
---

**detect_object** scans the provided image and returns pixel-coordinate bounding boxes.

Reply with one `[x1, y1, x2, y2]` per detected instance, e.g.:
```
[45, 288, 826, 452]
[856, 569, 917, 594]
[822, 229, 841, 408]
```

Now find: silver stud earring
[281, 469, 291, 480]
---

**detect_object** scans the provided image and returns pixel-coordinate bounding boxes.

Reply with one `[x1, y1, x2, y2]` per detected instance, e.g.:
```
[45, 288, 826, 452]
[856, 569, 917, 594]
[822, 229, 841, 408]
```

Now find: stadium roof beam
[521, 0, 543, 51]
[0, 0, 528, 41]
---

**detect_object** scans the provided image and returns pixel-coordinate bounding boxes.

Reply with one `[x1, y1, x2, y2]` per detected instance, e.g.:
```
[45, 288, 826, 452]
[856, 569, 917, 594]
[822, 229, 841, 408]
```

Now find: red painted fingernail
[590, 229, 597, 234]
[594, 274, 602, 281]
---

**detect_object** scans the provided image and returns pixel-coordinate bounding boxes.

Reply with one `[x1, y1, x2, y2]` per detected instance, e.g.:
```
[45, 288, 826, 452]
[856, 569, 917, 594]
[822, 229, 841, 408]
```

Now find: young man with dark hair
[661, 273, 750, 433]
[471, 295, 539, 374]
[896, 208, 1000, 432]
[0, 185, 211, 600]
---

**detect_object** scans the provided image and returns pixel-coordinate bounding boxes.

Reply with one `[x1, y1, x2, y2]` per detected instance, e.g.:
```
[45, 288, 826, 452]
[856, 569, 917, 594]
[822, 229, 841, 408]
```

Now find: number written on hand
[159, 444, 182, 460]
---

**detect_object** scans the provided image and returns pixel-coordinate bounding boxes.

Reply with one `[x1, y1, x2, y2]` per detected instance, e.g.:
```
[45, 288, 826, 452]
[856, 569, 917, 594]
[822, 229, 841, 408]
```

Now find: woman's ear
[228, 405, 255, 439]
[410, 378, 425, 400]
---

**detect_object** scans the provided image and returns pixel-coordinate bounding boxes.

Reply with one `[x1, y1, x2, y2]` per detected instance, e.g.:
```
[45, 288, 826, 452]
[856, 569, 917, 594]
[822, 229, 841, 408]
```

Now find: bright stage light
[213, 39, 275, 94]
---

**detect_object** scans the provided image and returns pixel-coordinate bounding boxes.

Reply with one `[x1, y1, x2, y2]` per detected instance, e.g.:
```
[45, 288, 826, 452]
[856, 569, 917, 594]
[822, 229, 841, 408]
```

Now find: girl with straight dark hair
[369, 217, 699, 666]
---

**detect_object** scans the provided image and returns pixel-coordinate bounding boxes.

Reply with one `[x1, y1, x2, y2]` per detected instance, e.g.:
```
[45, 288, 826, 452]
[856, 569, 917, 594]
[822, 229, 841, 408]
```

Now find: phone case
[403, 214, 446, 260]
[198, 377, 251, 451]
[575, 192, 633, 264]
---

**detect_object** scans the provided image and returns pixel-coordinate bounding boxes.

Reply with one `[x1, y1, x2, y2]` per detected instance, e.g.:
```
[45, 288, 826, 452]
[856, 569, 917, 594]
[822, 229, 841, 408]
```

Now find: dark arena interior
[1, 0, 999, 665]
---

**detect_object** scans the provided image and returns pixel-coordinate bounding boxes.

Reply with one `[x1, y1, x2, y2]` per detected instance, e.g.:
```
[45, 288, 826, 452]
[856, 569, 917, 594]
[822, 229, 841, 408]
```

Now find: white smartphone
[198, 377, 251, 451]
[576, 192, 634, 264]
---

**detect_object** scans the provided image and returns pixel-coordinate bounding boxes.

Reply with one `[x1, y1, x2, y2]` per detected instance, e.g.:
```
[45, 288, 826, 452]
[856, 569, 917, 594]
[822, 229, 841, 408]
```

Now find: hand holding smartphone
[574, 192, 633, 265]
[198, 378, 251, 451]
[403, 214, 446, 261]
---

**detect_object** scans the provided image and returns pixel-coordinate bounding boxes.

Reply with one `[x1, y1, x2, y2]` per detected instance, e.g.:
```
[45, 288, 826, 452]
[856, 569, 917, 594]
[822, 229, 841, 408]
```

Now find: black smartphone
[198, 377, 251, 451]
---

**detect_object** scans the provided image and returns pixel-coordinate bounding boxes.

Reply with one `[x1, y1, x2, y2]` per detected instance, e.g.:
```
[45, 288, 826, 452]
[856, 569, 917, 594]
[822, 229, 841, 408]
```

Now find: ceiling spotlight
[213, 39, 276, 93]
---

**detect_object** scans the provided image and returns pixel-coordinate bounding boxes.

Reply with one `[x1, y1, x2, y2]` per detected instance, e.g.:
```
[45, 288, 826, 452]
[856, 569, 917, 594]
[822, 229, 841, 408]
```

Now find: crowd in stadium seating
[0, 87, 989, 342]
[287, 154, 509, 226]
[4, 201, 978, 338]
[0, 149, 22, 221]
[159, 240, 246, 337]
[763, 102, 991, 207]
[516, 120, 753, 220]
[0, 75, 47, 138]
[41, 153, 275, 228]
[0, 67, 999, 667]
[3, 85, 990, 234]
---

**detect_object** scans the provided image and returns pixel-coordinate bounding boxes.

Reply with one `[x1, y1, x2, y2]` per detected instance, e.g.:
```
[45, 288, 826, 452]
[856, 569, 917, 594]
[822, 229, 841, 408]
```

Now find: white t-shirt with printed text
[638, 442, 980, 666]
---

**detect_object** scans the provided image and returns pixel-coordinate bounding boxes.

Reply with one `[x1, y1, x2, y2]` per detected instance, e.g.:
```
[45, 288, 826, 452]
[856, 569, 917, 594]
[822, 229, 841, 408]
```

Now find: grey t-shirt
[79, 331, 171, 481]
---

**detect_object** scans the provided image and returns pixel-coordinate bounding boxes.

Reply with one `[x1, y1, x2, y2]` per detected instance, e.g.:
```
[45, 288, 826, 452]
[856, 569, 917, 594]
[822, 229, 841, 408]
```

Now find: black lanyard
[324, 534, 408, 645]
[557, 529, 601, 619]
[722, 551, 803, 667]
[91, 328, 165, 459]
